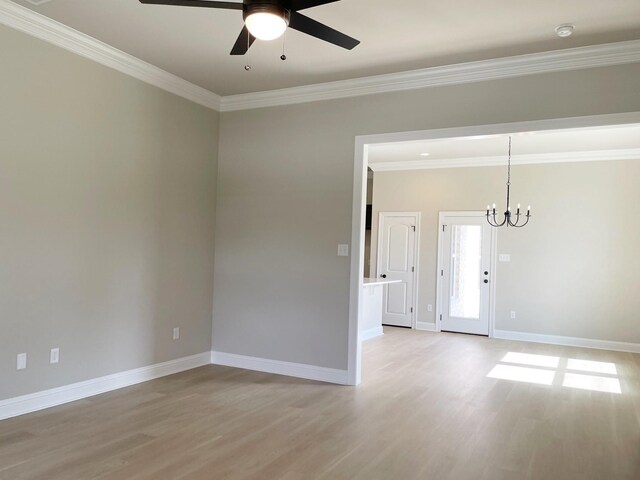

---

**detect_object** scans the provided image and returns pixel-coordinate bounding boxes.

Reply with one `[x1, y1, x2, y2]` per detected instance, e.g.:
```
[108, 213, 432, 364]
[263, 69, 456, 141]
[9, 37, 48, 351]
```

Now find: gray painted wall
[370, 160, 640, 342]
[0, 25, 220, 400]
[214, 63, 640, 371]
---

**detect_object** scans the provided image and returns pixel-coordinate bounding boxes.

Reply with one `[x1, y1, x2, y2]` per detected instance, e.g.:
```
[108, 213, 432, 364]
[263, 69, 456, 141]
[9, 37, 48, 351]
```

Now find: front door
[378, 213, 418, 328]
[439, 213, 494, 335]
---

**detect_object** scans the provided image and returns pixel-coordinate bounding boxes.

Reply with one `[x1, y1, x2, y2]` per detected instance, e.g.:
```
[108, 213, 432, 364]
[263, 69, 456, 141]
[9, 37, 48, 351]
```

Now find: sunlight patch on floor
[563, 372, 622, 394]
[487, 364, 556, 385]
[488, 352, 622, 394]
[502, 352, 559, 368]
[566, 358, 617, 375]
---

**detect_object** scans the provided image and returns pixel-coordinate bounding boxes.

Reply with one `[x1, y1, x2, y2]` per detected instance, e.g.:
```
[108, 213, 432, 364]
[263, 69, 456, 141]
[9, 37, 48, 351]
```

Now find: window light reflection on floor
[488, 352, 622, 394]
[502, 352, 560, 368]
[566, 358, 617, 375]
[563, 372, 621, 394]
[487, 364, 556, 385]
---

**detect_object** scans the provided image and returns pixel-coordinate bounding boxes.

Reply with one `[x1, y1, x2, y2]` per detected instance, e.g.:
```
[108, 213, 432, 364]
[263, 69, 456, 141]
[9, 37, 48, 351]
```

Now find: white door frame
[435, 211, 497, 336]
[376, 212, 421, 329]
[348, 112, 640, 386]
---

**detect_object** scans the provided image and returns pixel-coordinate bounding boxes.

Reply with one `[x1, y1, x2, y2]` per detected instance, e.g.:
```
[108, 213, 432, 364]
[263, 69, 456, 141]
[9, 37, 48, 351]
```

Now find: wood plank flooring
[1, 327, 639, 479]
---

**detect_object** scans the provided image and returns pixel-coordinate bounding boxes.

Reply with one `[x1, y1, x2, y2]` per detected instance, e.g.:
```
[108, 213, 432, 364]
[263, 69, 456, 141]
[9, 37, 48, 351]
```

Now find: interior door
[378, 214, 417, 327]
[439, 214, 493, 335]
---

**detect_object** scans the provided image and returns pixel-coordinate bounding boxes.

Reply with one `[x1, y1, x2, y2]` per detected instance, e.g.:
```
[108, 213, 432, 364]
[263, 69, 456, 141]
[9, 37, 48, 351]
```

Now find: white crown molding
[493, 329, 640, 354]
[211, 351, 349, 385]
[220, 40, 640, 111]
[369, 148, 640, 172]
[0, 352, 211, 420]
[3, 0, 640, 113]
[0, 0, 221, 111]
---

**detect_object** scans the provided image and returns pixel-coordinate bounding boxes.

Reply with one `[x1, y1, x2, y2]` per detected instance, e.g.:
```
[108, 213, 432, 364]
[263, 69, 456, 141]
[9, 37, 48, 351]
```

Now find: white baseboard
[211, 351, 349, 385]
[493, 329, 640, 354]
[0, 352, 211, 421]
[416, 321, 437, 332]
[360, 326, 384, 342]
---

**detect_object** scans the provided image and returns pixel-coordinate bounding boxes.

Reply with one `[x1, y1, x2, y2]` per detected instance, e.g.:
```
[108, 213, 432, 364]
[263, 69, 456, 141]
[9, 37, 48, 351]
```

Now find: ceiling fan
[139, 0, 360, 55]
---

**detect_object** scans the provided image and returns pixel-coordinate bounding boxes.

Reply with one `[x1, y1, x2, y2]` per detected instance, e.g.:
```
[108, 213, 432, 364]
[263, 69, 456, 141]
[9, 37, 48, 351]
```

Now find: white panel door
[378, 214, 417, 327]
[439, 214, 493, 336]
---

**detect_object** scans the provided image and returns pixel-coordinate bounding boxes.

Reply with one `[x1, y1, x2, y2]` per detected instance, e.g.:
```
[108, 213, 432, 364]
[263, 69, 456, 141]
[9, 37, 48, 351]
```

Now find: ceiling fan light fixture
[245, 5, 290, 41]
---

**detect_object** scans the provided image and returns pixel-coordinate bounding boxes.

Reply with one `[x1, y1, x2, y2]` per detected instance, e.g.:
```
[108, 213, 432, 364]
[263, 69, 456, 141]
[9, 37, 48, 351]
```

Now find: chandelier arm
[487, 211, 507, 227]
[511, 214, 531, 228]
[508, 210, 521, 227]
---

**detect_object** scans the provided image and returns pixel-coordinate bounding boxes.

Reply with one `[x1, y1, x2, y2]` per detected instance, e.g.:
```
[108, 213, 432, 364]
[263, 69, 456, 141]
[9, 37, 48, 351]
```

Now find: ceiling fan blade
[289, 0, 340, 11]
[139, 0, 242, 10]
[288, 11, 359, 50]
[230, 26, 256, 55]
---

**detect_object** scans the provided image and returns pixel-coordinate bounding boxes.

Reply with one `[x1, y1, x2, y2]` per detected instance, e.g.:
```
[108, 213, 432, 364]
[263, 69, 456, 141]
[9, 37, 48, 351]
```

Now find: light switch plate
[17, 353, 27, 370]
[173, 327, 180, 340]
[499, 254, 511, 262]
[427, 304, 433, 312]
[337, 244, 349, 257]
[50, 348, 60, 364]
[510, 311, 517, 319]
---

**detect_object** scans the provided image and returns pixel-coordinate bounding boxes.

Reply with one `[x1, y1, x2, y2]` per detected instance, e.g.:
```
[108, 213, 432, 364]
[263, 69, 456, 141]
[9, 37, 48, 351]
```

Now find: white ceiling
[367, 124, 640, 166]
[13, 0, 640, 95]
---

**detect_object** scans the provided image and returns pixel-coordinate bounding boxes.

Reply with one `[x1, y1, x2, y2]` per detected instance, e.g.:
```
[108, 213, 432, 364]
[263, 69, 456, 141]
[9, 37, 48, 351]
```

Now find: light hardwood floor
[1, 327, 639, 479]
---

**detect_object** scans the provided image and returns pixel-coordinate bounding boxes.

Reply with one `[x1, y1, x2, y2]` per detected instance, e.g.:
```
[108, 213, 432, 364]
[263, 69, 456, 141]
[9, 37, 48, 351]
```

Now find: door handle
[380, 274, 387, 278]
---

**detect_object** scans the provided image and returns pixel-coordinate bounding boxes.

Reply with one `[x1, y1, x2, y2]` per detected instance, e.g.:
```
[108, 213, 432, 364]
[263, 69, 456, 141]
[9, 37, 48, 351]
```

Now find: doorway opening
[347, 112, 640, 386]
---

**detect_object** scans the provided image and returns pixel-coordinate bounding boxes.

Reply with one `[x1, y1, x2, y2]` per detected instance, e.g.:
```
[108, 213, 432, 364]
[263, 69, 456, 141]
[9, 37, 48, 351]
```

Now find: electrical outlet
[337, 244, 349, 257]
[17, 353, 27, 370]
[173, 327, 180, 340]
[499, 254, 511, 262]
[427, 304, 433, 312]
[50, 348, 60, 364]
[510, 311, 517, 319]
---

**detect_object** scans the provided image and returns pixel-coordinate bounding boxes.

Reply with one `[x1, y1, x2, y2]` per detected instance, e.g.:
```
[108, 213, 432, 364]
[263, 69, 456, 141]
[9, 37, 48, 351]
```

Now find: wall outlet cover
[510, 311, 517, 319]
[499, 254, 511, 262]
[337, 244, 349, 257]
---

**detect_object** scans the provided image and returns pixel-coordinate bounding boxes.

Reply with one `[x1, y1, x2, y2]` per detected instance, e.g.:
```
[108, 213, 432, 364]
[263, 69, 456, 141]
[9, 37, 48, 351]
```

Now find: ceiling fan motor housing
[243, 0, 291, 25]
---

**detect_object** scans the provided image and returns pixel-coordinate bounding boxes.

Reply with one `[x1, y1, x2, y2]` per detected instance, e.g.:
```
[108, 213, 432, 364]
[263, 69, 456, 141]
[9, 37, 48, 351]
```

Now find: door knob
[484, 279, 489, 284]
[380, 274, 387, 278]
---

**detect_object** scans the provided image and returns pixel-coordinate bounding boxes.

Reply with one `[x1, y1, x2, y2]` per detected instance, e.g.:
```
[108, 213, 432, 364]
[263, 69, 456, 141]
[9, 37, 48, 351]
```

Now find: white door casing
[437, 212, 496, 336]
[377, 213, 420, 328]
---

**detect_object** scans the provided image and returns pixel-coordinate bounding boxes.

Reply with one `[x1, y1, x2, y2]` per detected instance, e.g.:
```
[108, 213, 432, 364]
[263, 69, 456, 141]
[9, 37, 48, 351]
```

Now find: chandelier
[486, 136, 531, 228]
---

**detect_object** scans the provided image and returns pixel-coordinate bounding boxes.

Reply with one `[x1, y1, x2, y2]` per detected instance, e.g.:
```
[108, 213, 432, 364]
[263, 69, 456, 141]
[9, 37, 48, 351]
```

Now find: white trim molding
[0, 352, 211, 421]
[211, 351, 349, 385]
[0, 0, 221, 110]
[360, 326, 384, 342]
[493, 330, 640, 354]
[2, 0, 640, 113]
[370, 148, 640, 172]
[416, 322, 437, 332]
[220, 40, 640, 111]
